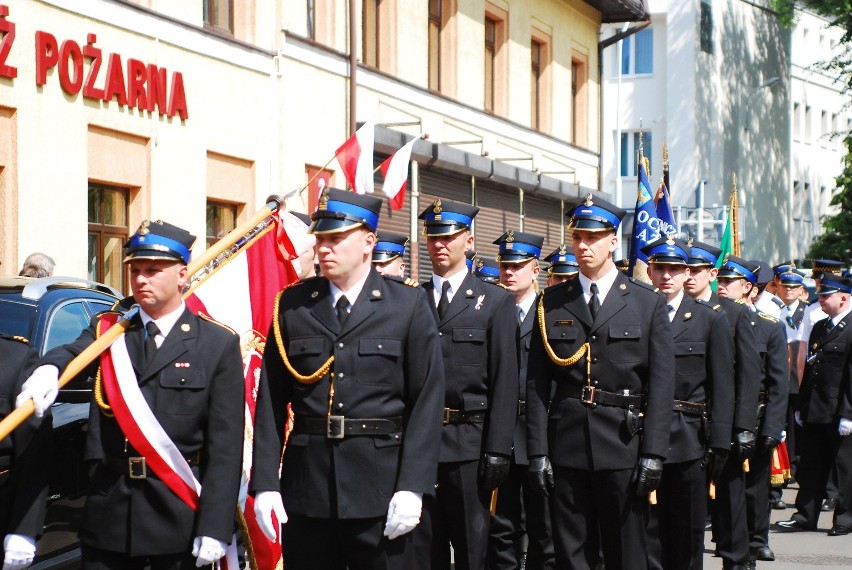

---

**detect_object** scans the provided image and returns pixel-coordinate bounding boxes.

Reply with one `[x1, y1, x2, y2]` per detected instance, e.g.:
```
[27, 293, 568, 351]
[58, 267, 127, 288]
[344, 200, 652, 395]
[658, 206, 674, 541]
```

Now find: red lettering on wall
[35, 30, 58, 85]
[146, 64, 167, 115]
[102, 52, 127, 105]
[0, 5, 17, 79]
[126, 58, 147, 110]
[82, 35, 104, 100]
[58, 39, 82, 94]
[168, 71, 188, 120]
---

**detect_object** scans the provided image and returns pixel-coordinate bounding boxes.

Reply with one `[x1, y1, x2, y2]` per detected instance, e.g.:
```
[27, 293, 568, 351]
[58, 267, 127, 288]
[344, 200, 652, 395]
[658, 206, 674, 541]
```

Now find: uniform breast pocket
[823, 343, 846, 363]
[607, 324, 642, 362]
[288, 336, 331, 376]
[358, 338, 402, 383]
[452, 328, 487, 366]
[159, 369, 206, 415]
[546, 327, 582, 359]
[674, 341, 706, 376]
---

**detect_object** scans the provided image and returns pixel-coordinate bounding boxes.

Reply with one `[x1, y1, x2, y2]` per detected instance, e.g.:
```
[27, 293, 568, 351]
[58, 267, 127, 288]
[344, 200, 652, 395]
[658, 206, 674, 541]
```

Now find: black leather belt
[567, 386, 643, 408]
[518, 400, 527, 415]
[673, 400, 707, 416]
[443, 408, 487, 424]
[104, 451, 201, 480]
[294, 416, 403, 439]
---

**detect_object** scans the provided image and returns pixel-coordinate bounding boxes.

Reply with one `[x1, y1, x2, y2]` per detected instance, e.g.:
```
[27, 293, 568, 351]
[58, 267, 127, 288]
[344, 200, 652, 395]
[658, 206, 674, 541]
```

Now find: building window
[484, 5, 507, 115]
[793, 103, 801, 141]
[531, 40, 542, 129]
[805, 105, 812, 143]
[206, 201, 238, 248]
[620, 131, 653, 177]
[307, 0, 316, 40]
[700, 1, 713, 54]
[363, 0, 380, 68]
[88, 184, 129, 294]
[203, 0, 233, 33]
[621, 28, 653, 75]
[485, 16, 496, 113]
[571, 53, 588, 146]
[428, 0, 443, 91]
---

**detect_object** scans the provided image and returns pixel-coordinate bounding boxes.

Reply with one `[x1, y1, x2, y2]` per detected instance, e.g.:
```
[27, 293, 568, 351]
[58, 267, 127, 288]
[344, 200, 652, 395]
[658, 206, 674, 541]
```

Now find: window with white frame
[619, 131, 653, 177]
[620, 28, 653, 75]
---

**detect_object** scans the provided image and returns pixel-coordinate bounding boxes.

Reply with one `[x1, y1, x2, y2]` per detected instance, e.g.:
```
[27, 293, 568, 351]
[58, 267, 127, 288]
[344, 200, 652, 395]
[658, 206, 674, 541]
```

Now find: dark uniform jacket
[422, 273, 518, 463]
[798, 312, 852, 424]
[748, 310, 789, 440]
[251, 270, 445, 519]
[511, 294, 538, 466]
[41, 308, 244, 555]
[712, 295, 762, 435]
[526, 272, 676, 470]
[667, 298, 735, 463]
[0, 336, 50, 539]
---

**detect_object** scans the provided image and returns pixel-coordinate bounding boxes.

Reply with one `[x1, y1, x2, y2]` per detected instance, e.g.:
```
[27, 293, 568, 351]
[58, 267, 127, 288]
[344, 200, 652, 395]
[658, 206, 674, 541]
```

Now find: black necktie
[437, 281, 451, 319]
[336, 296, 351, 326]
[667, 304, 675, 322]
[589, 283, 600, 320]
[144, 321, 160, 364]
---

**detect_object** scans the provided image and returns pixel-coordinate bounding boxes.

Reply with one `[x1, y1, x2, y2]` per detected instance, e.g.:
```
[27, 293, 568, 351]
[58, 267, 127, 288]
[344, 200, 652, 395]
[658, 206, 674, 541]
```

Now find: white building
[601, 0, 797, 262]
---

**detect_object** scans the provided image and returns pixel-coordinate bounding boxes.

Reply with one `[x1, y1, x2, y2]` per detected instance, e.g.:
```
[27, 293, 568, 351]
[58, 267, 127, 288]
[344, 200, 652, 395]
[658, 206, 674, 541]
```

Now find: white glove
[3, 534, 36, 570]
[781, 430, 787, 442]
[839, 418, 852, 437]
[254, 491, 287, 542]
[794, 411, 803, 427]
[383, 490, 423, 540]
[191, 536, 227, 567]
[15, 365, 59, 418]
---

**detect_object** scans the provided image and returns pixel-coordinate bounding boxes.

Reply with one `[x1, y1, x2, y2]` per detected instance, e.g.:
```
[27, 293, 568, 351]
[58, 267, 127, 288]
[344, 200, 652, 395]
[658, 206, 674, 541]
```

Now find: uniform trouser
[551, 465, 648, 570]
[745, 447, 772, 549]
[413, 459, 490, 570]
[710, 452, 750, 565]
[792, 423, 852, 528]
[281, 514, 415, 570]
[487, 461, 555, 570]
[648, 458, 706, 570]
[81, 543, 203, 570]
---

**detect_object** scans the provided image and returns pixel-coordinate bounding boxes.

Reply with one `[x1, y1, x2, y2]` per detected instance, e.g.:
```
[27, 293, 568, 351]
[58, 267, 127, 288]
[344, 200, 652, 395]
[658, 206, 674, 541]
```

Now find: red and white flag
[379, 135, 420, 211]
[185, 212, 304, 570]
[335, 121, 375, 195]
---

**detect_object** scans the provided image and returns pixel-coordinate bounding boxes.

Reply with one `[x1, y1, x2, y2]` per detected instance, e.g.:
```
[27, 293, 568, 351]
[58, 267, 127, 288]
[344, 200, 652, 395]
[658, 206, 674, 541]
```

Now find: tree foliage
[807, 135, 852, 261]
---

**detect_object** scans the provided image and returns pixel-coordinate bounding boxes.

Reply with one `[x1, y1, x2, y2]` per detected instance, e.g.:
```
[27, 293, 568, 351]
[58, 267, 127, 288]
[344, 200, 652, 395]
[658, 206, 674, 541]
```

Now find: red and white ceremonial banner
[380, 135, 420, 211]
[97, 314, 202, 510]
[185, 212, 305, 570]
[335, 121, 375, 195]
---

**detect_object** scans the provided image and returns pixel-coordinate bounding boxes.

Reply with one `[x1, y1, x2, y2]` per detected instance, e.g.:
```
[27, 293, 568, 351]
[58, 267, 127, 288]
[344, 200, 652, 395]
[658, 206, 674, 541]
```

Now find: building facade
[601, 0, 797, 262]
[0, 0, 648, 292]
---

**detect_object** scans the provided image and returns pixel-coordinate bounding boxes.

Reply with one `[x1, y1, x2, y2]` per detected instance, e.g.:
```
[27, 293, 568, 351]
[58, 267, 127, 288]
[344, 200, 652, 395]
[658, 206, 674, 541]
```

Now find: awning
[584, 0, 650, 23]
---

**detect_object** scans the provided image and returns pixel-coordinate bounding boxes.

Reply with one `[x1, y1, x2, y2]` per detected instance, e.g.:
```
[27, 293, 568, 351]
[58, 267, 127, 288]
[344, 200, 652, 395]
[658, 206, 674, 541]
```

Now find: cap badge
[318, 188, 329, 211]
[686, 236, 694, 247]
[476, 259, 484, 270]
[506, 230, 515, 243]
[558, 244, 567, 255]
[139, 220, 150, 236]
[666, 237, 675, 246]
[583, 193, 594, 207]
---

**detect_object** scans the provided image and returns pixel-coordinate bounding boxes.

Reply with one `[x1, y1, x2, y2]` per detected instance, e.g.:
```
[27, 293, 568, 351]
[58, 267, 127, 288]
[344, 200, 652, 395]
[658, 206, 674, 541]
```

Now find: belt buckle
[443, 408, 453, 425]
[518, 401, 526, 415]
[128, 457, 147, 479]
[326, 415, 345, 439]
[581, 385, 596, 406]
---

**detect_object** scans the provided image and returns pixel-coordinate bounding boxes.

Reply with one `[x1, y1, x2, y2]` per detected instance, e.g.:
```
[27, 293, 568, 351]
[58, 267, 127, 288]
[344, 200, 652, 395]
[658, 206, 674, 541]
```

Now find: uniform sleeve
[732, 308, 762, 432]
[9, 344, 52, 538]
[837, 334, 852, 420]
[525, 300, 551, 459]
[196, 331, 245, 543]
[396, 287, 445, 495]
[707, 312, 735, 450]
[761, 321, 790, 439]
[638, 292, 676, 459]
[250, 316, 292, 494]
[483, 291, 520, 456]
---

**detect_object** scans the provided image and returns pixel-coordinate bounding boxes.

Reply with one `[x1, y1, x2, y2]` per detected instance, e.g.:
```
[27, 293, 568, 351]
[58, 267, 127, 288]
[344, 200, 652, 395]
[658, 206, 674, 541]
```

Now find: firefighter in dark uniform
[543, 246, 579, 286]
[17, 220, 245, 569]
[768, 263, 806, 511]
[683, 242, 761, 570]
[251, 188, 445, 570]
[2, 335, 50, 570]
[412, 199, 518, 570]
[716, 257, 789, 565]
[488, 231, 555, 570]
[372, 231, 409, 278]
[474, 257, 501, 285]
[641, 237, 734, 570]
[525, 195, 676, 570]
[778, 274, 852, 536]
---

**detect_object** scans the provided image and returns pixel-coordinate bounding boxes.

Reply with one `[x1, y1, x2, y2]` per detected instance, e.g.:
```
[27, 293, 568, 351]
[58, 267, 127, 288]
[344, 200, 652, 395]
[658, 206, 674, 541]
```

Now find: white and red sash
[98, 314, 201, 510]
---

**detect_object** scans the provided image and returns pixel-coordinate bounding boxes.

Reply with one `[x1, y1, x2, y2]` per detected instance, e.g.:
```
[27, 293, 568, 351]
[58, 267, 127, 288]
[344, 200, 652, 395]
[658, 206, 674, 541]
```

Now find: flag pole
[730, 172, 740, 257]
[0, 306, 140, 441]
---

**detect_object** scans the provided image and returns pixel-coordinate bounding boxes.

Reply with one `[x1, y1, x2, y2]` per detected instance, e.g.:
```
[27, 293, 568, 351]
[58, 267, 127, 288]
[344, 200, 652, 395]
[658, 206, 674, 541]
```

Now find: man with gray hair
[18, 253, 55, 278]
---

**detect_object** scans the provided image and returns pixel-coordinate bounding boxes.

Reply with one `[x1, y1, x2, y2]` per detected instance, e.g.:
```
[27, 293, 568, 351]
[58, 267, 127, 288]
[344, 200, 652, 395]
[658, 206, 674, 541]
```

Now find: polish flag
[335, 122, 375, 194]
[380, 135, 421, 211]
[185, 212, 306, 570]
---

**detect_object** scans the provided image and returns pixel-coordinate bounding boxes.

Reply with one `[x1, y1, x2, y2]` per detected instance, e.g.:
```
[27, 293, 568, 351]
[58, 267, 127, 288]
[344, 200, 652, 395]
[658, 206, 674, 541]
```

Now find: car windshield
[0, 299, 36, 339]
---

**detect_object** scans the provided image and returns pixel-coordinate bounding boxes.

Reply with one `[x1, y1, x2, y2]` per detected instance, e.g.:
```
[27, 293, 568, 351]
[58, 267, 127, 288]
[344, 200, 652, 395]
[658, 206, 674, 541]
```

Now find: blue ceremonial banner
[656, 181, 678, 238]
[628, 158, 672, 274]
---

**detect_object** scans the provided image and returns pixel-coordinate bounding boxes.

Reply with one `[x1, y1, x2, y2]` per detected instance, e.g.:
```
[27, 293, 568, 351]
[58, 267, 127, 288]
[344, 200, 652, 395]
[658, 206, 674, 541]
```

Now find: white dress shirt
[140, 302, 186, 348]
[431, 267, 470, 308]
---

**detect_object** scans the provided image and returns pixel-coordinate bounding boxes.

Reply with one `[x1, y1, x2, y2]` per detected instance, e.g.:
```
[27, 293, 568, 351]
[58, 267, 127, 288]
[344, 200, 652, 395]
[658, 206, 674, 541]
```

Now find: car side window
[43, 301, 91, 353]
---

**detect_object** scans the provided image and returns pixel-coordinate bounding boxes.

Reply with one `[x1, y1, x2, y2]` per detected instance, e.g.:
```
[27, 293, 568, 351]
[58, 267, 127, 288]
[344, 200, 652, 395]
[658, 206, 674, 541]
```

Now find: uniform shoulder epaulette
[628, 277, 660, 293]
[734, 298, 746, 305]
[284, 276, 321, 291]
[498, 283, 508, 289]
[382, 274, 420, 287]
[0, 333, 30, 345]
[198, 312, 237, 335]
[111, 295, 136, 312]
[695, 299, 722, 312]
[758, 312, 779, 323]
